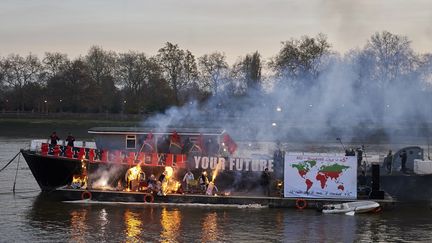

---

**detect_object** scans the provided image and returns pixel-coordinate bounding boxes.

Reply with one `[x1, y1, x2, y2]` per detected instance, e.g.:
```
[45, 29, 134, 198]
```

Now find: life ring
[295, 199, 307, 210]
[81, 191, 92, 200]
[372, 206, 382, 213]
[144, 193, 154, 203]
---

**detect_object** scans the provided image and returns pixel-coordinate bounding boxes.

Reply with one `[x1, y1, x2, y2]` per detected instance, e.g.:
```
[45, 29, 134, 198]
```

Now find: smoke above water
[142, 54, 432, 148]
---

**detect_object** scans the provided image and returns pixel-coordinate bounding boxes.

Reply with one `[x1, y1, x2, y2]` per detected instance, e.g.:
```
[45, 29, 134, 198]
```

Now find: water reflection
[70, 209, 88, 242]
[201, 212, 219, 242]
[98, 208, 108, 237]
[124, 209, 142, 242]
[22, 196, 432, 242]
[160, 208, 181, 243]
[282, 211, 357, 242]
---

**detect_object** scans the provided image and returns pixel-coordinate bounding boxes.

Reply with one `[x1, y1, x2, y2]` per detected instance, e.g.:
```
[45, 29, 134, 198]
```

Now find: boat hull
[21, 150, 82, 191]
[322, 201, 380, 214]
[380, 173, 432, 202]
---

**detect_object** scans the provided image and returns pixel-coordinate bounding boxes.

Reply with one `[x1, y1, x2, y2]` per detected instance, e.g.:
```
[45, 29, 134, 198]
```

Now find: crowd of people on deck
[120, 167, 218, 196]
[60, 130, 276, 197]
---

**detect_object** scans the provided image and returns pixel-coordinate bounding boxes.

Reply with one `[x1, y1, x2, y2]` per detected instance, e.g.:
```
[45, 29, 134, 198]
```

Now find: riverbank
[0, 117, 140, 139]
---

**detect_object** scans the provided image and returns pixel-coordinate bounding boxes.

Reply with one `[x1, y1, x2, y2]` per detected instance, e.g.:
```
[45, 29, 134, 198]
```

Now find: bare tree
[117, 52, 167, 113]
[362, 31, 419, 87]
[43, 52, 70, 80]
[1, 54, 42, 110]
[230, 51, 262, 95]
[198, 52, 229, 96]
[47, 59, 98, 112]
[270, 33, 331, 89]
[85, 46, 118, 112]
[156, 42, 198, 105]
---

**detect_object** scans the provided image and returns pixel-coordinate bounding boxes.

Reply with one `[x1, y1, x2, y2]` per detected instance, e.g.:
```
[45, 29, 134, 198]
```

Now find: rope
[12, 153, 21, 193]
[0, 151, 21, 173]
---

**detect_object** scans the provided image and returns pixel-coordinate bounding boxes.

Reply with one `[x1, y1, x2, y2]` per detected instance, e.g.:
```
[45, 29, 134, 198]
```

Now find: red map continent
[316, 171, 343, 189]
[323, 171, 341, 180]
[315, 173, 327, 189]
[337, 185, 344, 191]
[305, 179, 313, 192]
[297, 170, 307, 178]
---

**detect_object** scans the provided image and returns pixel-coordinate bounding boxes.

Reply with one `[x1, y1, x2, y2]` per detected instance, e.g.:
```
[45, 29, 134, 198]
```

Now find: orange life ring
[373, 206, 382, 213]
[295, 199, 307, 210]
[144, 193, 154, 203]
[81, 191, 92, 200]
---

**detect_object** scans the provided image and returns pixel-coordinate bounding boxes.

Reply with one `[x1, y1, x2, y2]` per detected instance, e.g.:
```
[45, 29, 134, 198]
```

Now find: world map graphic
[291, 160, 350, 193]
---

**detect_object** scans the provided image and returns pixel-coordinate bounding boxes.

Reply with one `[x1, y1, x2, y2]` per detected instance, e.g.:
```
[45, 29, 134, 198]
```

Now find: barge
[21, 127, 397, 208]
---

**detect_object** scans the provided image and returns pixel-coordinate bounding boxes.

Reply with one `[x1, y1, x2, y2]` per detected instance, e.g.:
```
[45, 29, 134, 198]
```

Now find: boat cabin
[88, 127, 229, 156]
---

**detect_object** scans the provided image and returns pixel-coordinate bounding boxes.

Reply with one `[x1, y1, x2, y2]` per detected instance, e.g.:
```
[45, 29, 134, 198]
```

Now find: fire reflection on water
[70, 209, 88, 242]
[160, 208, 181, 242]
[124, 209, 142, 242]
[98, 209, 108, 236]
[202, 212, 219, 242]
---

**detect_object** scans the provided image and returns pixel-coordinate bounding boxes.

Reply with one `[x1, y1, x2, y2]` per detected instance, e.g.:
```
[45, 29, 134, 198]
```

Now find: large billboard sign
[284, 155, 357, 199]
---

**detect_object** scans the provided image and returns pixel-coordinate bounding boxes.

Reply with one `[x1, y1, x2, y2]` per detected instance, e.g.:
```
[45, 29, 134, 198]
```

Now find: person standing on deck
[66, 132, 75, 147]
[384, 150, 393, 174]
[199, 171, 209, 193]
[50, 131, 60, 146]
[261, 168, 271, 196]
[400, 150, 408, 173]
[183, 170, 195, 193]
[356, 146, 363, 167]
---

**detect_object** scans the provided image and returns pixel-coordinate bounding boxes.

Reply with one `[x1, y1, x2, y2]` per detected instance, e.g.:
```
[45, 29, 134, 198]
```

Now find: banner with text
[284, 155, 357, 199]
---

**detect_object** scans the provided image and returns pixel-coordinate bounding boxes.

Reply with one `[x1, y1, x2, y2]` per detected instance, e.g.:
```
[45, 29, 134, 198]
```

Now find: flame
[71, 174, 87, 189]
[125, 164, 143, 191]
[161, 166, 181, 194]
[127, 165, 141, 182]
[211, 161, 222, 182]
[165, 166, 173, 179]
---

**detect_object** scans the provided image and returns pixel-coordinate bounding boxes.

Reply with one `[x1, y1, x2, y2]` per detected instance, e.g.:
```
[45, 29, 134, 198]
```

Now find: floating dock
[47, 188, 396, 209]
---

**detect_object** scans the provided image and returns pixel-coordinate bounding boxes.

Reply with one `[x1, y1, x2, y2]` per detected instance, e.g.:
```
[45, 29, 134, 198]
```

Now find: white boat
[322, 201, 380, 214]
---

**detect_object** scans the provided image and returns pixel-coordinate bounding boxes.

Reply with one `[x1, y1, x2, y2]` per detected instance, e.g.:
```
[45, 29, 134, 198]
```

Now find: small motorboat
[322, 201, 380, 215]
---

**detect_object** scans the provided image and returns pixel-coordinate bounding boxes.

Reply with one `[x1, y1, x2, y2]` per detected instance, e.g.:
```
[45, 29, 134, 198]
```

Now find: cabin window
[126, 135, 136, 149]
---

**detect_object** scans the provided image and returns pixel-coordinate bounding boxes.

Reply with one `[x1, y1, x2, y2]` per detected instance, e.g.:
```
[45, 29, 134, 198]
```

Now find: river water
[1, 136, 432, 242]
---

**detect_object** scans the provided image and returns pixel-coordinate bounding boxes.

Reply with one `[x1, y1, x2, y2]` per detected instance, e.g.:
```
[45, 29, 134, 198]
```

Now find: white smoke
[141, 48, 432, 149]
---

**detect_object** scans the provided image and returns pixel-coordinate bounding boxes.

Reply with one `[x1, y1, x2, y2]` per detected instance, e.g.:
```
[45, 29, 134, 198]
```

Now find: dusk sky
[1, 0, 431, 63]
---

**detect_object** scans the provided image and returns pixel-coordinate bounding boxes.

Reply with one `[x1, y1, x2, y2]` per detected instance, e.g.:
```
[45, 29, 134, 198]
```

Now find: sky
[1, 0, 432, 63]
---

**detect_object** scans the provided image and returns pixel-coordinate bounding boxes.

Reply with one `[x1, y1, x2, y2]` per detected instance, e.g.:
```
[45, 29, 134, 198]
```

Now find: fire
[127, 165, 141, 182]
[71, 174, 86, 189]
[211, 161, 222, 182]
[165, 166, 173, 179]
[161, 166, 181, 194]
[125, 163, 143, 191]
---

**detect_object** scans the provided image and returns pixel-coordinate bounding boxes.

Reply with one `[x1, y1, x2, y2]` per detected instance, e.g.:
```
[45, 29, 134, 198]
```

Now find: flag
[169, 130, 182, 153]
[142, 132, 155, 152]
[190, 133, 205, 154]
[223, 133, 237, 155]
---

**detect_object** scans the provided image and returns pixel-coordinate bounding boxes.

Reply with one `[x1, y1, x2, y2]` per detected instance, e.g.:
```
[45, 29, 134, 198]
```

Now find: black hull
[380, 173, 432, 202]
[21, 150, 83, 191]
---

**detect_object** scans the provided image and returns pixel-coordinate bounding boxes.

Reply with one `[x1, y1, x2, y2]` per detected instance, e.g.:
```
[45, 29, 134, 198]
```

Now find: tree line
[0, 31, 431, 115]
